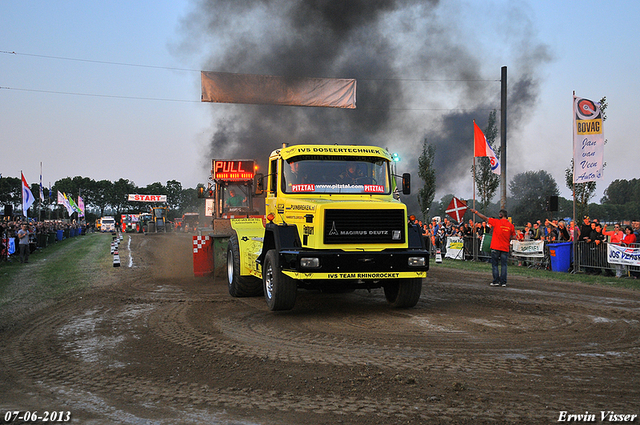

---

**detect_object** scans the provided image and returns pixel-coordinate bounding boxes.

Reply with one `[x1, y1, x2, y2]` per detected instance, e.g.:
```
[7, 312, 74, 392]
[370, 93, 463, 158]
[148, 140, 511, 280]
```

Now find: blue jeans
[491, 249, 508, 285]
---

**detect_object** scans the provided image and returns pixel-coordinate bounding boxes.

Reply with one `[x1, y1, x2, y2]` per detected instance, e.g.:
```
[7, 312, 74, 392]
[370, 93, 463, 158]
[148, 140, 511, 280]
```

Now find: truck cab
[227, 144, 428, 311]
[100, 216, 116, 233]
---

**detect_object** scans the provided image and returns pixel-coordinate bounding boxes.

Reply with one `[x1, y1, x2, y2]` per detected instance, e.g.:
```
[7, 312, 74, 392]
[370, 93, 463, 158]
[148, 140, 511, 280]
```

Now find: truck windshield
[282, 156, 390, 194]
[224, 184, 249, 210]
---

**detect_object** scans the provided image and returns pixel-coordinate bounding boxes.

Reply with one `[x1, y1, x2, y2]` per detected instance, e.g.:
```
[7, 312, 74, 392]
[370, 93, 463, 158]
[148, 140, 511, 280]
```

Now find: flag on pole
[78, 196, 85, 218]
[445, 197, 468, 223]
[59, 191, 74, 215]
[39, 165, 45, 202]
[573, 95, 604, 183]
[68, 195, 82, 214]
[21, 172, 35, 216]
[473, 120, 500, 175]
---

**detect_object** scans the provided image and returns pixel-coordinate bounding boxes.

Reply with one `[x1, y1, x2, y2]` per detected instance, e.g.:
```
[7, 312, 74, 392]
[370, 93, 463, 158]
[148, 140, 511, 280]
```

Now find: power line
[1, 49, 500, 107]
[1, 49, 500, 83]
[1, 86, 498, 111]
[0, 50, 199, 73]
[0, 86, 197, 103]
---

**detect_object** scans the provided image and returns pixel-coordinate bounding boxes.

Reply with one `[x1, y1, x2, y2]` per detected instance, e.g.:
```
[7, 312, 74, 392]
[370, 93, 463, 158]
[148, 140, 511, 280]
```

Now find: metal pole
[500, 66, 507, 210]
[572, 91, 578, 272]
[473, 154, 478, 261]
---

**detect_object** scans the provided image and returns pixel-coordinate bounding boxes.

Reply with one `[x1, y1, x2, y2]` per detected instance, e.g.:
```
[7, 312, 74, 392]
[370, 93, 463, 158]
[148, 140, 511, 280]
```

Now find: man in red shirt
[470, 208, 516, 287]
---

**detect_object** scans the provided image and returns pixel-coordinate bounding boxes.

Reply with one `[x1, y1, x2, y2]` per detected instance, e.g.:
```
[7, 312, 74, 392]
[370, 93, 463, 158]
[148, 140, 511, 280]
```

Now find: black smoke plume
[177, 0, 551, 210]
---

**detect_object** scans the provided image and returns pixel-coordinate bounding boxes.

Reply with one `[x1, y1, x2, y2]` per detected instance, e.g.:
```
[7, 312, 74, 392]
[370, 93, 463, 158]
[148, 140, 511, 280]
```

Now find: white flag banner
[607, 244, 640, 266]
[573, 96, 604, 183]
[62, 193, 74, 215]
[205, 199, 215, 217]
[445, 236, 464, 260]
[201, 71, 356, 109]
[511, 240, 545, 258]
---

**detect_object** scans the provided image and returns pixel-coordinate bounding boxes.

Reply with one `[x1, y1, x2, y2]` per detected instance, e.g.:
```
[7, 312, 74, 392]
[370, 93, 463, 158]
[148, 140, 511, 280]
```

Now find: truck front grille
[323, 209, 405, 244]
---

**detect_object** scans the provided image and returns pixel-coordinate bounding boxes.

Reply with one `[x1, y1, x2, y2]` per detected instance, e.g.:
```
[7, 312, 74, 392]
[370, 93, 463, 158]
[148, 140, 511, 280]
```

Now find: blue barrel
[548, 242, 572, 272]
[56, 230, 63, 241]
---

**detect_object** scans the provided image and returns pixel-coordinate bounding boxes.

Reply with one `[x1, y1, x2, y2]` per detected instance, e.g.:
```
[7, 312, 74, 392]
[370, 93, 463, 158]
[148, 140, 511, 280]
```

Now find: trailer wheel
[263, 249, 297, 311]
[227, 234, 263, 297]
[383, 278, 422, 308]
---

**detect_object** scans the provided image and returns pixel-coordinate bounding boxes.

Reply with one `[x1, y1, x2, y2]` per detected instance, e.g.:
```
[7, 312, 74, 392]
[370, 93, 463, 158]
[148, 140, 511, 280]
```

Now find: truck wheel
[263, 249, 297, 311]
[227, 234, 263, 297]
[383, 278, 422, 308]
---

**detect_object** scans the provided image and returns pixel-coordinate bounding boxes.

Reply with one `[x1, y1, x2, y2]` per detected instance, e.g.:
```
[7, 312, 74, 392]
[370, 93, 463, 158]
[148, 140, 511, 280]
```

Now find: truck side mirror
[255, 173, 265, 195]
[402, 173, 411, 195]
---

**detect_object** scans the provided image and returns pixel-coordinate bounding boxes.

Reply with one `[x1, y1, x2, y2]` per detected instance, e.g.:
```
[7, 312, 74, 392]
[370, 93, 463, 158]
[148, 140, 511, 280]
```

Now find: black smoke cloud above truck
[175, 0, 551, 199]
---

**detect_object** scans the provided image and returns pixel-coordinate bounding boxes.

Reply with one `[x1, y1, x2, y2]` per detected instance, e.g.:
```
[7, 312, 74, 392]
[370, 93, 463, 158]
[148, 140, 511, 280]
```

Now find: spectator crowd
[1, 217, 92, 262]
[411, 214, 640, 278]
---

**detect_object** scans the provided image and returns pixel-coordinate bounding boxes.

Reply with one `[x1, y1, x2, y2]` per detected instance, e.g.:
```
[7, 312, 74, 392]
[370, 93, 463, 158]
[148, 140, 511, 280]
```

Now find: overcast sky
[1, 0, 638, 205]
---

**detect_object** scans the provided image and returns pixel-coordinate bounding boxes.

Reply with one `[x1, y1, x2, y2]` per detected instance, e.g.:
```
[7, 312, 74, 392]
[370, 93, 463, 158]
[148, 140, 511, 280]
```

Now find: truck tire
[383, 278, 422, 308]
[227, 234, 263, 297]
[263, 249, 297, 311]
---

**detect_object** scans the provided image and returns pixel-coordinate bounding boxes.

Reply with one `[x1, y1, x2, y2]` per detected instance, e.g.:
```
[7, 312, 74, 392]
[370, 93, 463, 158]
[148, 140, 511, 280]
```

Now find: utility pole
[500, 66, 507, 210]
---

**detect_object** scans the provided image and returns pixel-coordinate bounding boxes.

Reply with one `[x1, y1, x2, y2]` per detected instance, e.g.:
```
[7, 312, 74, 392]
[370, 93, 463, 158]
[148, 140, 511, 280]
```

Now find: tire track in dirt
[148, 286, 640, 376]
[0, 296, 447, 422]
[2, 232, 640, 423]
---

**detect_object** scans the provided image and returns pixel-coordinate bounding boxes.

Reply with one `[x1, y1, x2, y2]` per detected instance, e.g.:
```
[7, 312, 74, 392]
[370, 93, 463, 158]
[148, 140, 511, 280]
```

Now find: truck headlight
[300, 257, 320, 268]
[408, 257, 426, 267]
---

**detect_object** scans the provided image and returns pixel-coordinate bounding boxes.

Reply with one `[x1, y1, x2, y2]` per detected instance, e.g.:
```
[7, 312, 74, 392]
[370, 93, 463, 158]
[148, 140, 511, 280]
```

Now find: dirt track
[1, 232, 639, 424]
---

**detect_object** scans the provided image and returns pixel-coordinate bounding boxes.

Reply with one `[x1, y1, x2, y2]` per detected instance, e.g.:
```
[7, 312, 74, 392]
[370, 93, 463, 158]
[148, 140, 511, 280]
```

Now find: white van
[100, 216, 116, 233]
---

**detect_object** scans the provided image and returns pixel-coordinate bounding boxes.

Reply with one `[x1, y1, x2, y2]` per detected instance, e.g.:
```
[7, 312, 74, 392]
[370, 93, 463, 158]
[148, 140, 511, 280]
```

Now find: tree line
[422, 173, 640, 227]
[0, 176, 202, 222]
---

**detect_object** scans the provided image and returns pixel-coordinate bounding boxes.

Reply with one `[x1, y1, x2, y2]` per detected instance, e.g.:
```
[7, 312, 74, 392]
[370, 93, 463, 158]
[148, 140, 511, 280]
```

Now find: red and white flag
[21, 172, 35, 216]
[445, 197, 468, 223]
[474, 120, 500, 175]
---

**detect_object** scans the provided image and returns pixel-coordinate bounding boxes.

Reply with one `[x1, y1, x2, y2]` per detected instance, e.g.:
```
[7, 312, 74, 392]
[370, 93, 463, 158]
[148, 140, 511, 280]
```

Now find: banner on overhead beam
[128, 194, 167, 202]
[573, 96, 604, 183]
[201, 71, 356, 109]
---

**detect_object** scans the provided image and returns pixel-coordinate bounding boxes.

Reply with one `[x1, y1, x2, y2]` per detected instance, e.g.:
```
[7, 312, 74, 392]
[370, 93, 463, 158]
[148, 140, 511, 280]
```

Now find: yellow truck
[226, 144, 429, 311]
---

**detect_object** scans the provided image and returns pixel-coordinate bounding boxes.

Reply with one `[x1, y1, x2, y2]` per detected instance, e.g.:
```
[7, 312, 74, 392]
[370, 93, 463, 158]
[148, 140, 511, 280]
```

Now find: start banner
[607, 244, 640, 266]
[128, 194, 167, 202]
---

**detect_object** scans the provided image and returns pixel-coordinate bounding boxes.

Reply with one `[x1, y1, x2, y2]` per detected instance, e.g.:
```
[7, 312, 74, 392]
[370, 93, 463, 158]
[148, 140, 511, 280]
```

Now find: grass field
[432, 256, 640, 290]
[0, 232, 114, 306]
[1, 233, 637, 307]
